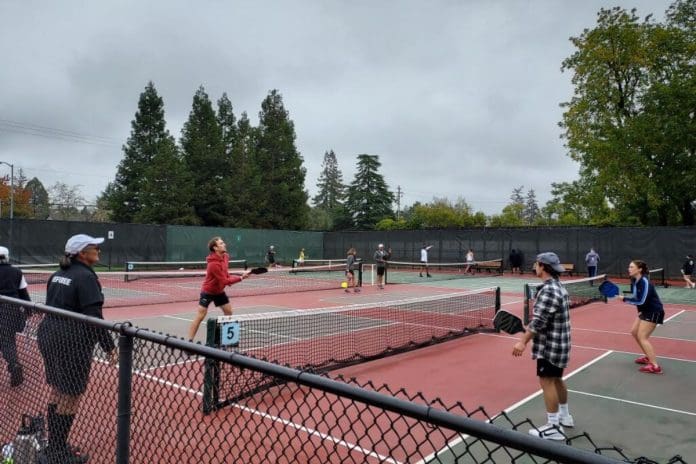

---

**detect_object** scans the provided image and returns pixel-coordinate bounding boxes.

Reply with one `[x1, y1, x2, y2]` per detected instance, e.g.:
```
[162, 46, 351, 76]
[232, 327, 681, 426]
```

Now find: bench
[561, 264, 575, 276]
[473, 260, 504, 274]
[528, 263, 576, 276]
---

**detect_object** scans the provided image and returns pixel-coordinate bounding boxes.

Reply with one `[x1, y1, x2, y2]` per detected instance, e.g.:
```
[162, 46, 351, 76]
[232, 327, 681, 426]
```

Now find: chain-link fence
[0, 296, 687, 463]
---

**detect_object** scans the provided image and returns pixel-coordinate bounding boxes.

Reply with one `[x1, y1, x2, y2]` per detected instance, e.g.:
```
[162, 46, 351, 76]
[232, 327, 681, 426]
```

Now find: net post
[202, 317, 221, 414]
[523, 284, 531, 325]
[495, 286, 500, 312]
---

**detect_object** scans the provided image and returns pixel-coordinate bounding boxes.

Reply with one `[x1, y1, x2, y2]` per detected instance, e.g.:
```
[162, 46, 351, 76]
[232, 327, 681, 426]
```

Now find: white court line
[567, 390, 696, 417]
[132, 370, 400, 463]
[164, 315, 195, 323]
[573, 327, 696, 343]
[416, 350, 614, 464]
[664, 309, 685, 323]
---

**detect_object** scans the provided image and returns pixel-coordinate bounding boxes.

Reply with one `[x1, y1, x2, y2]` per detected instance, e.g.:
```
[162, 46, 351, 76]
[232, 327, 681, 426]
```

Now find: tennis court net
[202, 287, 500, 412]
[648, 267, 666, 287]
[384, 259, 503, 284]
[523, 274, 607, 324]
[292, 258, 347, 268]
[125, 259, 247, 273]
[23, 263, 361, 308]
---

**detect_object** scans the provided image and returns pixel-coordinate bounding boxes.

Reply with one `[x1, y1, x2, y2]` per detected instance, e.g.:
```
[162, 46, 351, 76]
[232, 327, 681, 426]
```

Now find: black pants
[0, 331, 19, 370]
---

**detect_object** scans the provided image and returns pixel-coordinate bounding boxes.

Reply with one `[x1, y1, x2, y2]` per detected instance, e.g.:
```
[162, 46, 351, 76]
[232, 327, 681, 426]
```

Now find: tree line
[2, 0, 693, 228]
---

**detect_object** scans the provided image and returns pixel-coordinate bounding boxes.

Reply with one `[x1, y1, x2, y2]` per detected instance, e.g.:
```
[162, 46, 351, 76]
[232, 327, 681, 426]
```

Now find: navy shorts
[639, 311, 664, 324]
[376, 267, 385, 276]
[536, 358, 564, 378]
[199, 292, 230, 308]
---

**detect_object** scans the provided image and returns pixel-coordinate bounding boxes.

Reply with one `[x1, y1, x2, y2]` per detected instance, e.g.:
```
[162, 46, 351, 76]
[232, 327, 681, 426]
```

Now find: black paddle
[493, 310, 525, 335]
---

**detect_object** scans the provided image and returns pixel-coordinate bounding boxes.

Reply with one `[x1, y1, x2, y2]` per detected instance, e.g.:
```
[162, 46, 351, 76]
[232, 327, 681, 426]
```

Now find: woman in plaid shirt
[513, 252, 573, 441]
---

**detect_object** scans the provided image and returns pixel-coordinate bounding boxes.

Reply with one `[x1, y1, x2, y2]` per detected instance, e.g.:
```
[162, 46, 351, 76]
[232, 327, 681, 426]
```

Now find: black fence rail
[0, 296, 686, 463]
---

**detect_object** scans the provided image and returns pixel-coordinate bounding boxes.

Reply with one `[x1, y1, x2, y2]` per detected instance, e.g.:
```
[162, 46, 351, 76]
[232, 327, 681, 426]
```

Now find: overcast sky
[0, 0, 672, 215]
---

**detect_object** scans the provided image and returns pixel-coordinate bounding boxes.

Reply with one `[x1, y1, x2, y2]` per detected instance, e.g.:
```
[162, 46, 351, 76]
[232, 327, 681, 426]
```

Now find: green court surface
[430, 352, 696, 462]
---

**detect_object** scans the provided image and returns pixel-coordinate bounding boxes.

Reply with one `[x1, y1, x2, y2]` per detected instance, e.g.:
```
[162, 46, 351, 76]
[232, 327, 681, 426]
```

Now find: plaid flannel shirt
[528, 278, 571, 368]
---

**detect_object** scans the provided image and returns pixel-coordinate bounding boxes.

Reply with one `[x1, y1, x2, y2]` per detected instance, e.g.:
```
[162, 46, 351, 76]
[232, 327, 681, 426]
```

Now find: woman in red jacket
[187, 237, 251, 340]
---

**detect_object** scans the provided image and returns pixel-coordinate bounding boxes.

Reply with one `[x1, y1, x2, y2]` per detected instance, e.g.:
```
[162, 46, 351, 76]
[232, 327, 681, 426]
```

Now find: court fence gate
[0, 295, 685, 464]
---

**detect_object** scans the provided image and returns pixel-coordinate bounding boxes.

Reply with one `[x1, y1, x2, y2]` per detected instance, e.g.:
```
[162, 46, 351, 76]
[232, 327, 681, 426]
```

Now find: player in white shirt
[420, 244, 433, 278]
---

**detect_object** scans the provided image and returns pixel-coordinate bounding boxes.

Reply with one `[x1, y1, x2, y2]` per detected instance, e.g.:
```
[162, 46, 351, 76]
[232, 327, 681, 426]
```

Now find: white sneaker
[528, 423, 565, 441]
[559, 414, 574, 428]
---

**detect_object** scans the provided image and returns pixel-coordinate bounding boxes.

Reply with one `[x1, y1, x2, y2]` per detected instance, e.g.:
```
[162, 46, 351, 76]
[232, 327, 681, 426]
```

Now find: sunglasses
[83, 246, 101, 253]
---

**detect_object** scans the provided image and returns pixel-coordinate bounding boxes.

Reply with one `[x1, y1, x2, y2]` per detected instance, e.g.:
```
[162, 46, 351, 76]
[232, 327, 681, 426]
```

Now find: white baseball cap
[65, 234, 105, 255]
[0, 246, 8, 259]
[378, 244, 384, 248]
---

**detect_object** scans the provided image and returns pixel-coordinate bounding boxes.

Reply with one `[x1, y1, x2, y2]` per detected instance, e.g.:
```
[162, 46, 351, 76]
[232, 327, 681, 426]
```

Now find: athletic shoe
[427, 274, 432, 278]
[9, 364, 23, 387]
[691, 282, 696, 289]
[528, 423, 565, 441]
[353, 288, 361, 293]
[419, 273, 423, 277]
[559, 414, 574, 428]
[639, 363, 663, 374]
[378, 285, 384, 289]
[344, 289, 350, 293]
[634, 356, 650, 365]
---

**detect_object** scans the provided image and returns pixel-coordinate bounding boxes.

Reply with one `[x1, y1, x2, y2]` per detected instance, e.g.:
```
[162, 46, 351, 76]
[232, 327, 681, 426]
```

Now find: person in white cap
[266, 245, 279, 268]
[36, 234, 116, 463]
[0, 246, 31, 387]
[512, 252, 573, 441]
[373, 244, 391, 289]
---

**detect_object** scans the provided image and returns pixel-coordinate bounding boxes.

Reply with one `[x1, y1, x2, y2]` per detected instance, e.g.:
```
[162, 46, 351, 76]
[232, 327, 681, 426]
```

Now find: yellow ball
[341, 281, 348, 289]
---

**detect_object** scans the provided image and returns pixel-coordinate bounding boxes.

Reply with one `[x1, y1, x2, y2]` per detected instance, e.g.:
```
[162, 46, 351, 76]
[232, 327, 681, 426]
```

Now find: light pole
[0, 161, 13, 219]
[0, 161, 14, 261]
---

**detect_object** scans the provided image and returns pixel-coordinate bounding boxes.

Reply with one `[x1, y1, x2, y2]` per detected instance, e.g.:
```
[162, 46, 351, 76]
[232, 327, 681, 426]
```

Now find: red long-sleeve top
[200, 252, 242, 294]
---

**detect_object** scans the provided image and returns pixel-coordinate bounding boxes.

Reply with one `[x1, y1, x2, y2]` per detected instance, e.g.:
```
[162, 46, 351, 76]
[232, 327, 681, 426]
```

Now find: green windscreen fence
[166, 225, 323, 266]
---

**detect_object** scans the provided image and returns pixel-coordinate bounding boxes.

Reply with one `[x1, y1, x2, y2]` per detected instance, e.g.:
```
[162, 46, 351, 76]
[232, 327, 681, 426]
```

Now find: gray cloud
[0, 0, 671, 213]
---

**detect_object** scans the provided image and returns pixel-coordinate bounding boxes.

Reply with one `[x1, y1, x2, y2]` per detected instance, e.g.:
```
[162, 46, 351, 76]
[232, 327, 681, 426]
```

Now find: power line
[0, 118, 121, 147]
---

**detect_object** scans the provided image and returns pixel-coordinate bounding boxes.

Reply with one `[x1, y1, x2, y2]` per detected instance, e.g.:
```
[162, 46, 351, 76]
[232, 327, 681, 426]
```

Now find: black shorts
[376, 267, 386, 276]
[639, 311, 664, 324]
[38, 319, 96, 396]
[199, 292, 230, 308]
[536, 358, 564, 378]
[345, 270, 354, 277]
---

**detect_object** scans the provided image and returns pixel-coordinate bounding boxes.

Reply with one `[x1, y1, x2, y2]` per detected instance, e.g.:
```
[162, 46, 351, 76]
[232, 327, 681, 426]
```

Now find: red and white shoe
[639, 363, 663, 374]
[634, 356, 650, 365]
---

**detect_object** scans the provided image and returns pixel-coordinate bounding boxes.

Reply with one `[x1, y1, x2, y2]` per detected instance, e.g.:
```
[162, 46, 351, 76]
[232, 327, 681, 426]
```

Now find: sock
[559, 403, 569, 417]
[47, 404, 58, 451]
[547, 412, 559, 425]
[49, 411, 75, 453]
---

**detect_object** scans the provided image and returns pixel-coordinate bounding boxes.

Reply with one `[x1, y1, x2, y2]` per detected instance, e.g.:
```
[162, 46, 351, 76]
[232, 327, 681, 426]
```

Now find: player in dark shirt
[37, 234, 117, 463]
[0, 246, 31, 387]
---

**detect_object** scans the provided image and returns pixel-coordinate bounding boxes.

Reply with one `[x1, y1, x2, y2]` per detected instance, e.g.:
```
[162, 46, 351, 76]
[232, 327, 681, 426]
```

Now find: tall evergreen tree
[105, 81, 171, 222]
[345, 154, 394, 229]
[217, 93, 238, 225]
[25, 177, 50, 219]
[180, 86, 227, 226]
[228, 112, 264, 227]
[133, 140, 198, 224]
[313, 150, 345, 210]
[255, 89, 309, 229]
[523, 189, 540, 224]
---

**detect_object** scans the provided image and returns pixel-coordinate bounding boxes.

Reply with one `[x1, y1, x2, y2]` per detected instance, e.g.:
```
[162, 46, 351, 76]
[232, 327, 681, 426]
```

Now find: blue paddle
[598, 280, 620, 298]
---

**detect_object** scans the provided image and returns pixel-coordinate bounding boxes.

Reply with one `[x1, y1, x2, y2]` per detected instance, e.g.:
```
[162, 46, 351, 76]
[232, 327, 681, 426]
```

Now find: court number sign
[221, 322, 241, 347]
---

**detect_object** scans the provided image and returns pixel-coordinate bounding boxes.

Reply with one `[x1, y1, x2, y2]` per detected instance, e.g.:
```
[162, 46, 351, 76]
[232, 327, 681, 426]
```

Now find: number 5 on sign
[221, 322, 240, 347]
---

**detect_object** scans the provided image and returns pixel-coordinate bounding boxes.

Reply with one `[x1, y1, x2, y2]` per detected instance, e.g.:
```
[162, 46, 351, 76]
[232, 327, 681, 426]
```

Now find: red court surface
[8, 279, 693, 462]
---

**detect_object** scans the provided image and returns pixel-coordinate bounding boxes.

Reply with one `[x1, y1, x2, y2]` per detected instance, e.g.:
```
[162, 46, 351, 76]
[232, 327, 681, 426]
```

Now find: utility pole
[396, 185, 404, 220]
[0, 161, 14, 261]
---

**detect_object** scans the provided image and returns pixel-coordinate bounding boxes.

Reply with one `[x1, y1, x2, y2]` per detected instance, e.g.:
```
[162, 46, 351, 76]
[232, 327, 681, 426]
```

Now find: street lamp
[0, 161, 13, 219]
